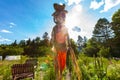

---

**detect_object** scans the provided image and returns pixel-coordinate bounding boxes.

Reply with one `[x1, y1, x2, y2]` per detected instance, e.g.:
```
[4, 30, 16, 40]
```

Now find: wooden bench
[11, 64, 34, 80]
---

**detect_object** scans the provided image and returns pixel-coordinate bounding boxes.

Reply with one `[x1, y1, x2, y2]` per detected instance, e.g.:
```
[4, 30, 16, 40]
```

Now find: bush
[83, 46, 99, 57]
[79, 56, 120, 80]
[24, 46, 52, 57]
[107, 64, 120, 80]
[0, 46, 23, 60]
[98, 47, 110, 57]
[43, 68, 56, 80]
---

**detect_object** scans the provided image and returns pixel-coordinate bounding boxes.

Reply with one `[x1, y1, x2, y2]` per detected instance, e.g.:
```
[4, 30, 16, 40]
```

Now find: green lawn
[0, 56, 53, 80]
[0, 55, 120, 80]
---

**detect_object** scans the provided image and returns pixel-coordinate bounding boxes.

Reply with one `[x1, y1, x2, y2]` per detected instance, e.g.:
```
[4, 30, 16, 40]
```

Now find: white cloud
[10, 25, 13, 28]
[89, 0, 120, 13]
[10, 22, 15, 25]
[100, 0, 120, 13]
[72, 26, 81, 32]
[24, 38, 29, 41]
[65, 4, 97, 41]
[9, 22, 16, 28]
[1, 29, 13, 33]
[0, 36, 11, 42]
[65, 0, 82, 6]
[90, 0, 104, 10]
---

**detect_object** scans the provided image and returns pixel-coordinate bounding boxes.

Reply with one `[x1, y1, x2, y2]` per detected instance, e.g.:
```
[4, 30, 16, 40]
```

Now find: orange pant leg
[57, 51, 66, 72]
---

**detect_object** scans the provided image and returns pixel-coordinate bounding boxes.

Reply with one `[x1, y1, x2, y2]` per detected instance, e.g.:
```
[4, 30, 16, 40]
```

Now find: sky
[0, 0, 120, 44]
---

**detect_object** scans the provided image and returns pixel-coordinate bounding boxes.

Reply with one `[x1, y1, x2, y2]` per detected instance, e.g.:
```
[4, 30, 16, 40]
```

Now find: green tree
[70, 39, 79, 57]
[83, 36, 87, 47]
[35, 37, 41, 46]
[11, 40, 17, 46]
[42, 32, 49, 40]
[111, 9, 120, 36]
[26, 38, 31, 46]
[0, 46, 23, 60]
[77, 35, 83, 52]
[98, 47, 110, 57]
[77, 35, 83, 46]
[31, 39, 36, 46]
[83, 38, 100, 57]
[41, 32, 50, 46]
[93, 18, 113, 44]
[83, 36, 87, 43]
[19, 40, 26, 47]
[111, 9, 120, 57]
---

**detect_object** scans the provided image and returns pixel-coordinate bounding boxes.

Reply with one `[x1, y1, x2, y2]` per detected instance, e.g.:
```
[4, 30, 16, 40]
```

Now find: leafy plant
[98, 47, 110, 57]
[43, 67, 56, 80]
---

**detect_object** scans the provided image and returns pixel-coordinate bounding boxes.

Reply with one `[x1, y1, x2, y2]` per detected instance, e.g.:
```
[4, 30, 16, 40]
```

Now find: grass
[0, 55, 120, 80]
[0, 56, 53, 80]
[78, 54, 120, 80]
[0, 56, 28, 80]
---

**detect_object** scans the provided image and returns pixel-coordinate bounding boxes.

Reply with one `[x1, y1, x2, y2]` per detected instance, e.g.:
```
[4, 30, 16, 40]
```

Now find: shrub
[43, 67, 56, 80]
[98, 47, 110, 57]
[107, 64, 120, 80]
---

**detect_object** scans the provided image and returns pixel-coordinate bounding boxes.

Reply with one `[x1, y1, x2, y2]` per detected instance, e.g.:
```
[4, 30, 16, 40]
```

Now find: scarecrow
[51, 3, 70, 80]
[51, 3, 82, 80]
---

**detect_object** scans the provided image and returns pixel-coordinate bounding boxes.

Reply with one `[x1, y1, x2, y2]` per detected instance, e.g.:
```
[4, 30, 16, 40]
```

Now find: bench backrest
[11, 64, 34, 75]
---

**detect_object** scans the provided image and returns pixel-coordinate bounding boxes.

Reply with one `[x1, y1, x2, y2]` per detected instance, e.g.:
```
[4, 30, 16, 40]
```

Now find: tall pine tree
[111, 9, 120, 57]
[93, 18, 113, 44]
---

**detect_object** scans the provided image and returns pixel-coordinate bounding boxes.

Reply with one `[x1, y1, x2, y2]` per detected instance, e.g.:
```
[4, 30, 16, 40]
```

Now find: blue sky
[0, 0, 120, 44]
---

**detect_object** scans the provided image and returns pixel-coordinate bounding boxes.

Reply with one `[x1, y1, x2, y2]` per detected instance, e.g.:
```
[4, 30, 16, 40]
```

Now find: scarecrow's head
[53, 3, 65, 11]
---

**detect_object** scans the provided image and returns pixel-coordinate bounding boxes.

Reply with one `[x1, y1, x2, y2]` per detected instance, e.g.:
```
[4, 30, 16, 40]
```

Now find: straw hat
[53, 3, 65, 11]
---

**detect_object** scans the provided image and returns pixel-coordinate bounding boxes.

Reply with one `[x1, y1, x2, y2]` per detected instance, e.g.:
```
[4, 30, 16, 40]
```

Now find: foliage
[0, 46, 23, 60]
[24, 45, 52, 57]
[93, 18, 113, 43]
[107, 64, 120, 80]
[77, 35, 83, 45]
[38, 56, 56, 80]
[0, 59, 22, 80]
[11, 40, 17, 46]
[43, 67, 56, 80]
[38, 46, 52, 56]
[111, 9, 120, 57]
[82, 38, 100, 57]
[77, 35, 84, 52]
[98, 47, 110, 57]
[3, 65, 12, 80]
[70, 39, 79, 57]
[42, 32, 49, 40]
[112, 9, 120, 36]
[78, 55, 120, 80]
[20, 34, 51, 57]
[1, 55, 120, 80]
[1, 8, 120, 80]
